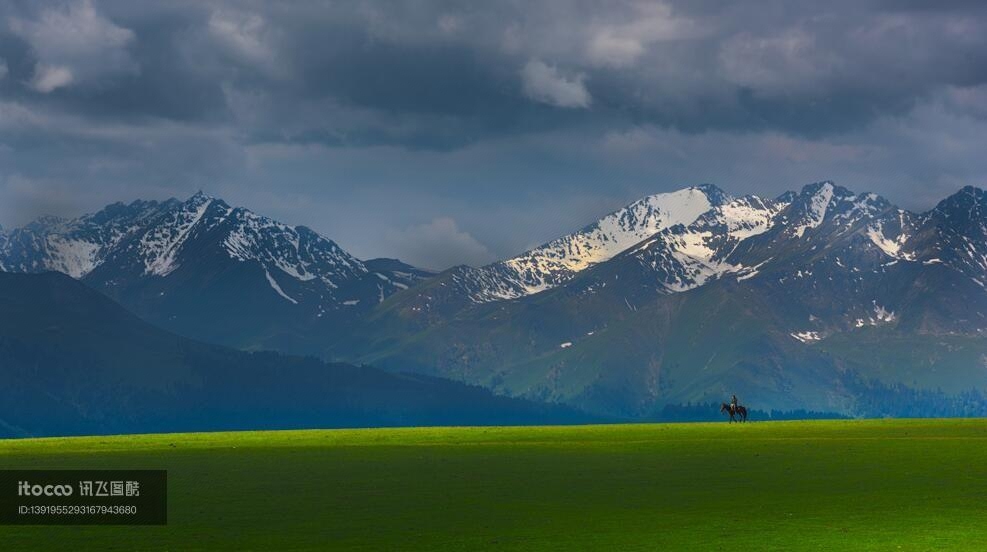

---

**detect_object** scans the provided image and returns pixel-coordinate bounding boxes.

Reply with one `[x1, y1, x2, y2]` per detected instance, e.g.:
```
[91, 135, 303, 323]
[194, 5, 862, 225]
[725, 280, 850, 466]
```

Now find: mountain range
[3, 182, 987, 420]
[333, 182, 987, 418]
[0, 192, 432, 351]
[0, 271, 593, 437]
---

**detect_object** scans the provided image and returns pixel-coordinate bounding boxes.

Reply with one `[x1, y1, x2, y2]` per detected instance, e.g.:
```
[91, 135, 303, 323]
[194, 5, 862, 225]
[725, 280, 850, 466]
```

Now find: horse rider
[730, 394, 739, 414]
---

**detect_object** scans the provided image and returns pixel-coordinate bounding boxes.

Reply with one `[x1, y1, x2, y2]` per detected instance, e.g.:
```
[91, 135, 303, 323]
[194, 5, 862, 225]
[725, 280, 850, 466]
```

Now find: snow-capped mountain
[339, 182, 987, 420]
[574, 181, 987, 336]
[7, 182, 987, 419]
[458, 180, 985, 312]
[899, 186, 987, 284]
[88, 192, 386, 303]
[427, 184, 730, 305]
[587, 193, 788, 294]
[0, 200, 178, 278]
[0, 192, 433, 350]
[700, 182, 987, 337]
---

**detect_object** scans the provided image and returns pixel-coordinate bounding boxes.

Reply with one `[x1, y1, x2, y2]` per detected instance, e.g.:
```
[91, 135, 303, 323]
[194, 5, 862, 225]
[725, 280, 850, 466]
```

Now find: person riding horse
[720, 396, 747, 422]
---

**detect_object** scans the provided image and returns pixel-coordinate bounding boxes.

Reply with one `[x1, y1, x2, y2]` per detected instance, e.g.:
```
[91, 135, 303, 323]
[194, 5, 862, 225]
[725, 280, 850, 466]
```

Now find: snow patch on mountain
[42, 236, 101, 278]
[625, 195, 784, 292]
[462, 185, 727, 302]
[0, 192, 428, 318]
[504, 186, 717, 273]
[0, 202, 177, 278]
[222, 209, 342, 283]
[866, 220, 915, 261]
[716, 197, 781, 240]
[793, 182, 834, 238]
[874, 303, 895, 322]
[655, 230, 729, 292]
[735, 258, 772, 282]
[141, 196, 212, 276]
[791, 331, 822, 343]
[854, 302, 896, 327]
[265, 270, 298, 304]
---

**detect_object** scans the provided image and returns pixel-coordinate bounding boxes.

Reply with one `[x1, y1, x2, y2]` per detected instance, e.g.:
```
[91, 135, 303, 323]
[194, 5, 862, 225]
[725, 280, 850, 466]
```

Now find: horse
[720, 402, 748, 423]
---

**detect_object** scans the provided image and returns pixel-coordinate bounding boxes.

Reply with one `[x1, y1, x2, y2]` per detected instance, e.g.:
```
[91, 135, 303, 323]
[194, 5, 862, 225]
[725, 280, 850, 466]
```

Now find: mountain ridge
[0, 192, 432, 351]
[333, 182, 987, 418]
[0, 271, 595, 437]
[4, 182, 987, 419]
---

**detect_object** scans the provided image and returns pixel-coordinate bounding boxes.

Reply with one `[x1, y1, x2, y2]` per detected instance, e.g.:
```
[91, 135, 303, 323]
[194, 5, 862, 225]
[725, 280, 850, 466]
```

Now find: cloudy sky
[1, 1, 986, 269]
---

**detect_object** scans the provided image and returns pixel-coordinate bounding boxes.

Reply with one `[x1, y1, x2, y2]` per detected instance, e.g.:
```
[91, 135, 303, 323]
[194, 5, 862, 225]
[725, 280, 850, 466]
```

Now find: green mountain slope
[338, 271, 987, 418]
[0, 272, 595, 437]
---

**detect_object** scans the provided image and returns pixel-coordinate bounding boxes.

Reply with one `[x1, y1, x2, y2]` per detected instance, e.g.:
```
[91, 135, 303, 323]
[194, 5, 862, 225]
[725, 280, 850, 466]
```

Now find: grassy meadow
[2, 419, 987, 550]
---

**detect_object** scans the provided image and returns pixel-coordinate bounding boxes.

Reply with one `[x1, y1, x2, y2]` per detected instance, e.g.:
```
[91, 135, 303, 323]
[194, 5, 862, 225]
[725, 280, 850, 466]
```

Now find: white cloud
[0, 58, 7, 80]
[586, 3, 705, 68]
[9, 0, 137, 93]
[208, 10, 280, 76]
[30, 64, 74, 93]
[718, 28, 841, 95]
[587, 32, 645, 69]
[520, 60, 591, 108]
[385, 217, 495, 270]
[437, 14, 462, 35]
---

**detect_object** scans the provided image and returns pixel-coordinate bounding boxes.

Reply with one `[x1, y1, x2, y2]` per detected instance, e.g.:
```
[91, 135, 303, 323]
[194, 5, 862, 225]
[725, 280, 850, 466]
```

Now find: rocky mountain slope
[337, 183, 987, 418]
[5, 182, 987, 419]
[0, 192, 433, 351]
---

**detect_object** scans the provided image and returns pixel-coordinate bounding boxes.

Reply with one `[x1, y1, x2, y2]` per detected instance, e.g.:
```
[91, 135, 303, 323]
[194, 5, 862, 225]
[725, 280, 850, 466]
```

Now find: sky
[1, 1, 987, 270]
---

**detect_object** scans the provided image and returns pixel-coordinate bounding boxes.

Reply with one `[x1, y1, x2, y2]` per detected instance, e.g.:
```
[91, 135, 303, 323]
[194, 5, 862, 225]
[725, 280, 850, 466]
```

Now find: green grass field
[2, 419, 987, 550]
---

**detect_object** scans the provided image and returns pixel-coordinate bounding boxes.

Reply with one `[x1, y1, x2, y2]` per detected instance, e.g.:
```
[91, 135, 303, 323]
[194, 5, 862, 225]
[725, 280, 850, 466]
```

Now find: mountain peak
[775, 190, 798, 204]
[453, 184, 731, 302]
[26, 214, 69, 228]
[183, 191, 218, 209]
[799, 180, 837, 197]
[0, 192, 432, 351]
[690, 183, 730, 206]
[787, 182, 873, 232]
[941, 185, 987, 207]
[931, 185, 987, 229]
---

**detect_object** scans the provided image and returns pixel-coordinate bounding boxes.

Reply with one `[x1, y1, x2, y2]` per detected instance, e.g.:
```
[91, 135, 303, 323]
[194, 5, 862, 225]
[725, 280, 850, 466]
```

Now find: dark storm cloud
[5, 1, 987, 137]
[2, 1, 987, 268]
